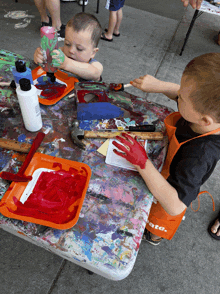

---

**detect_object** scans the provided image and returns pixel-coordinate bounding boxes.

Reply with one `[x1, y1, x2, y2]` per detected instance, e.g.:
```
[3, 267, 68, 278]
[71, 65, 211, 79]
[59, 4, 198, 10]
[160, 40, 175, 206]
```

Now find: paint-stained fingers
[51, 49, 65, 67]
[121, 132, 136, 145]
[112, 140, 129, 153]
[115, 135, 132, 149]
[51, 49, 60, 57]
[121, 133, 145, 151]
[113, 148, 127, 159]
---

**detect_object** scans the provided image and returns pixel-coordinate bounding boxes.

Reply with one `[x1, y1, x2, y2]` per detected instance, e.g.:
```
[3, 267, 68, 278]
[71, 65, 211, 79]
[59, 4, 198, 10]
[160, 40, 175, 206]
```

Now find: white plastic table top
[0, 50, 173, 280]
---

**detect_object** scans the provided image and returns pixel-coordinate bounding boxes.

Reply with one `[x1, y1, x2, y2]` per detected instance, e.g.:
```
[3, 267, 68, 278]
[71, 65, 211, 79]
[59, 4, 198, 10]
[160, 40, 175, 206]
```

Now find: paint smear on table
[35, 76, 67, 100]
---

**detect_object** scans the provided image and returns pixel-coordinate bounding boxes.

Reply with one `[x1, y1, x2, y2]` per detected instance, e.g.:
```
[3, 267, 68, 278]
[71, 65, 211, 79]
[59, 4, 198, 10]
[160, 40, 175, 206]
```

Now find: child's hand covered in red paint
[112, 133, 148, 169]
[51, 49, 65, 67]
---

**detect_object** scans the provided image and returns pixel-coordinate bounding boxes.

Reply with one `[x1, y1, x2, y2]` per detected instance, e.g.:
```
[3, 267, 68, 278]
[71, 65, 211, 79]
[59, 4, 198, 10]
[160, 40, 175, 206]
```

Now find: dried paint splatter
[4, 11, 34, 29]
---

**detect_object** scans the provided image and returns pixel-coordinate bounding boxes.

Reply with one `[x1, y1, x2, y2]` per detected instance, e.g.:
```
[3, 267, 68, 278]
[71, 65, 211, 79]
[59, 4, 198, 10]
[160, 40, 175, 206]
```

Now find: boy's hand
[112, 133, 148, 170]
[51, 49, 65, 67]
[34, 47, 45, 67]
[131, 75, 162, 93]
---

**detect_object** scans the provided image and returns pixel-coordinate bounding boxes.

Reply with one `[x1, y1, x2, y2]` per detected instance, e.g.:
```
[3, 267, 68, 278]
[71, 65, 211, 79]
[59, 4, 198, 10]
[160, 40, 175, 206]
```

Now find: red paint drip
[52, 162, 62, 170]
[11, 169, 87, 224]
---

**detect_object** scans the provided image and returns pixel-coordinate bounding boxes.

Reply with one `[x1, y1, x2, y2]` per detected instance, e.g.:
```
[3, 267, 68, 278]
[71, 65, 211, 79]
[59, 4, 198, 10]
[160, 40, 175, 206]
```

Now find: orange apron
[146, 112, 220, 240]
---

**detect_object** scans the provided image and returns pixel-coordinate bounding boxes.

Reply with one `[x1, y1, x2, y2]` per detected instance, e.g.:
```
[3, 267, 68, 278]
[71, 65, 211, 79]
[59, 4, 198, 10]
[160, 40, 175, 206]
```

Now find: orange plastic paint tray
[0, 153, 91, 230]
[32, 66, 79, 105]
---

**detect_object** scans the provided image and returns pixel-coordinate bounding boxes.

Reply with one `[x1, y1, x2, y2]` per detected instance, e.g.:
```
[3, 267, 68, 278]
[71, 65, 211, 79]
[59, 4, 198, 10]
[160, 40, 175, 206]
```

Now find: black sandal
[142, 228, 162, 245]
[105, 28, 120, 37]
[101, 33, 113, 42]
[207, 212, 220, 240]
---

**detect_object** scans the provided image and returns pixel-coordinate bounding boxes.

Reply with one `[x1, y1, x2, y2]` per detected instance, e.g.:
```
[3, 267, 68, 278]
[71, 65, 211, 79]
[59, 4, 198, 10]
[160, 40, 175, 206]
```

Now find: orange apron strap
[146, 201, 187, 240]
[190, 190, 215, 212]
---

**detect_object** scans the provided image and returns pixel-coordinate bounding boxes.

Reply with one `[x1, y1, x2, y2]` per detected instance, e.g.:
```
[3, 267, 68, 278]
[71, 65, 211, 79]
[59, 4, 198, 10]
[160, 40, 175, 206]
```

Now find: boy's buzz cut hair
[67, 12, 102, 47]
[183, 53, 220, 122]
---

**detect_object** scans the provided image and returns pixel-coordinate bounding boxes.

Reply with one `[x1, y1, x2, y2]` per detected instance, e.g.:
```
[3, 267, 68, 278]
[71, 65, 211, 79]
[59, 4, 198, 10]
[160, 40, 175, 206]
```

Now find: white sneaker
[78, 0, 88, 5]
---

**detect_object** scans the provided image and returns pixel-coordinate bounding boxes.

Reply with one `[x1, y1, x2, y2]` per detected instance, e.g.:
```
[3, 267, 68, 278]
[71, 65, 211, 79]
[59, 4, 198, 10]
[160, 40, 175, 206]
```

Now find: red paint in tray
[0, 153, 91, 229]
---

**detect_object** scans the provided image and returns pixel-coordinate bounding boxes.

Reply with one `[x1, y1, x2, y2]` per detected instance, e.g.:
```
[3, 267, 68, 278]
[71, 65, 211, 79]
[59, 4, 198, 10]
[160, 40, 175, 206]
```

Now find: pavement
[1, 0, 220, 293]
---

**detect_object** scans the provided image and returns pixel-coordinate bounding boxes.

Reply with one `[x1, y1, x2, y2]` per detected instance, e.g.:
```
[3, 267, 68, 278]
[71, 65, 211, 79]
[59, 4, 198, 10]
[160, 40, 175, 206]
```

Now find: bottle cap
[15, 60, 27, 73]
[19, 78, 31, 91]
[46, 72, 56, 82]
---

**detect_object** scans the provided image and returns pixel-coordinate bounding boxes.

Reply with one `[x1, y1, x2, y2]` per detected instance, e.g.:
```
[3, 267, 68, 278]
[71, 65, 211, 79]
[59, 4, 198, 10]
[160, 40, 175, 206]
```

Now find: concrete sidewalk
[0, 1, 220, 293]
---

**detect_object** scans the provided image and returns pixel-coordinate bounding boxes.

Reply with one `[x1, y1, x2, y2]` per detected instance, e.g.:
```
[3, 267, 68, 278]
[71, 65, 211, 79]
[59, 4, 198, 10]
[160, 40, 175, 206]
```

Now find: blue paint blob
[18, 134, 26, 142]
[53, 229, 65, 238]
[98, 223, 116, 234]
[0, 152, 11, 170]
[77, 103, 124, 120]
[81, 234, 92, 261]
[111, 232, 124, 241]
[79, 120, 93, 131]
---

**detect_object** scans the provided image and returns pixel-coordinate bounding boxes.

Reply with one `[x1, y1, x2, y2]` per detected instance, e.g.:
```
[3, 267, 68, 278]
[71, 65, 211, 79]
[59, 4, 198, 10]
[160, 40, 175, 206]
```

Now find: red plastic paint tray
[0, 153, 91, 230]
[32, 66, 79, 105]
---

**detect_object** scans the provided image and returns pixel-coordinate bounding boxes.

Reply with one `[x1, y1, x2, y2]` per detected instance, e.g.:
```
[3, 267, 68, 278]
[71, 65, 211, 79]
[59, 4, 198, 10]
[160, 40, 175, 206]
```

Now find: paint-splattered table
[0, 50, 173, 280]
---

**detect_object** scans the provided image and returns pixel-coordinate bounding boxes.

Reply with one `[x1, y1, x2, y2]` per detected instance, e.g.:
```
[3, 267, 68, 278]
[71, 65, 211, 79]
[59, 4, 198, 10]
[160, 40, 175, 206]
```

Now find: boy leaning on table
[112, 53, 220, 245]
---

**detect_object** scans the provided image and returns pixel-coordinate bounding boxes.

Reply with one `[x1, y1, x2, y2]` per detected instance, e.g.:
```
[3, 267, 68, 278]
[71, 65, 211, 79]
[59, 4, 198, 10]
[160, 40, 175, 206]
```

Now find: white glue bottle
[16, 78, 43, 132]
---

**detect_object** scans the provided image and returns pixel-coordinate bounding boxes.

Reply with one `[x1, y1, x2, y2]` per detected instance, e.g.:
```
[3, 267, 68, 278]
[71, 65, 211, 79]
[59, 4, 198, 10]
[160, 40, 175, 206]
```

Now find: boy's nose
[69, 47, 76, 55]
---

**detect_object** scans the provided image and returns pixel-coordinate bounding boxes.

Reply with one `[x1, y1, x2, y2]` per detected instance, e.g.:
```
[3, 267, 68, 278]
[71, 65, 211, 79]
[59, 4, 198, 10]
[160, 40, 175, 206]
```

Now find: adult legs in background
[34, 0, 65, 37]
[45, 0, 62, 31]
[103, 8, 123, 40]
[113, 8, 122, 35]
[34, 0, 51, 25]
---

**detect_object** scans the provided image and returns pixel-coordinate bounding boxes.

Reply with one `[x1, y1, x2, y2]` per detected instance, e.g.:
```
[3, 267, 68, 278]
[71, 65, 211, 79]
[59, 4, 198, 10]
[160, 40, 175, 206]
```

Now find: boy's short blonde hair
[183, 53, 220, 122]
[66, 12, 102, 48]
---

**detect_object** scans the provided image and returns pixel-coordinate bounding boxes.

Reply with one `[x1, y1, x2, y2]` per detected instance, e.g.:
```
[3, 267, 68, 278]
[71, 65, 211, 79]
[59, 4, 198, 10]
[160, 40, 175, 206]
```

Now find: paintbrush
[109, 82, 132, 92]
[0, 132, 45, 182]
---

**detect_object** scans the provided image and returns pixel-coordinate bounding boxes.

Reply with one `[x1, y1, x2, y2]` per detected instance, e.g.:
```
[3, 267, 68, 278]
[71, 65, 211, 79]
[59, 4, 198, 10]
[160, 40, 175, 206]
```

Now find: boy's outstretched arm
[131, 75, 180, 101]
[51, 49, 103, 81]
[112, 133, 187, 216]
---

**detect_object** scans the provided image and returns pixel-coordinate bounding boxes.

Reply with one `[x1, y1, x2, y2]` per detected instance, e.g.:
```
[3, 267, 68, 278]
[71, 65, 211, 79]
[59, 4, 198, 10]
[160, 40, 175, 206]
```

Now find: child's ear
[201, 115, 214, 126]
[91, 47, 99, 58]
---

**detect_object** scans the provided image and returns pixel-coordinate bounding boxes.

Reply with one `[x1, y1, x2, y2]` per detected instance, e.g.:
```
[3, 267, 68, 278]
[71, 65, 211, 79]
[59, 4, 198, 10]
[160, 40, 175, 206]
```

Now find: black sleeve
[167, 140, 218, 207]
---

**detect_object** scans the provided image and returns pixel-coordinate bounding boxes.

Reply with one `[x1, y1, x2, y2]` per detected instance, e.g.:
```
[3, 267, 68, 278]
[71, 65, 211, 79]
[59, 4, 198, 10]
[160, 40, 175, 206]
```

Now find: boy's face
[63, 26, 98, 63]
[178, 75, 202, 124]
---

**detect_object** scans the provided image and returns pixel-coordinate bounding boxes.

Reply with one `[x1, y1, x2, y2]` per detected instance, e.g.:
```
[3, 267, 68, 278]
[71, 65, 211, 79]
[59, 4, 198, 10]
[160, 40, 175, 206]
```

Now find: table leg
[82, 0, 85, 12]
[96, 0, 100, 13]
[179, 10, 203, 56]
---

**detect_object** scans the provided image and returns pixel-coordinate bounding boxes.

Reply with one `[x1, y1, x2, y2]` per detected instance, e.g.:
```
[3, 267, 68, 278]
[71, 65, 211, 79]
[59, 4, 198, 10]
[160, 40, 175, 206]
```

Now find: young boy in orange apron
[112, 53, 220, 245]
